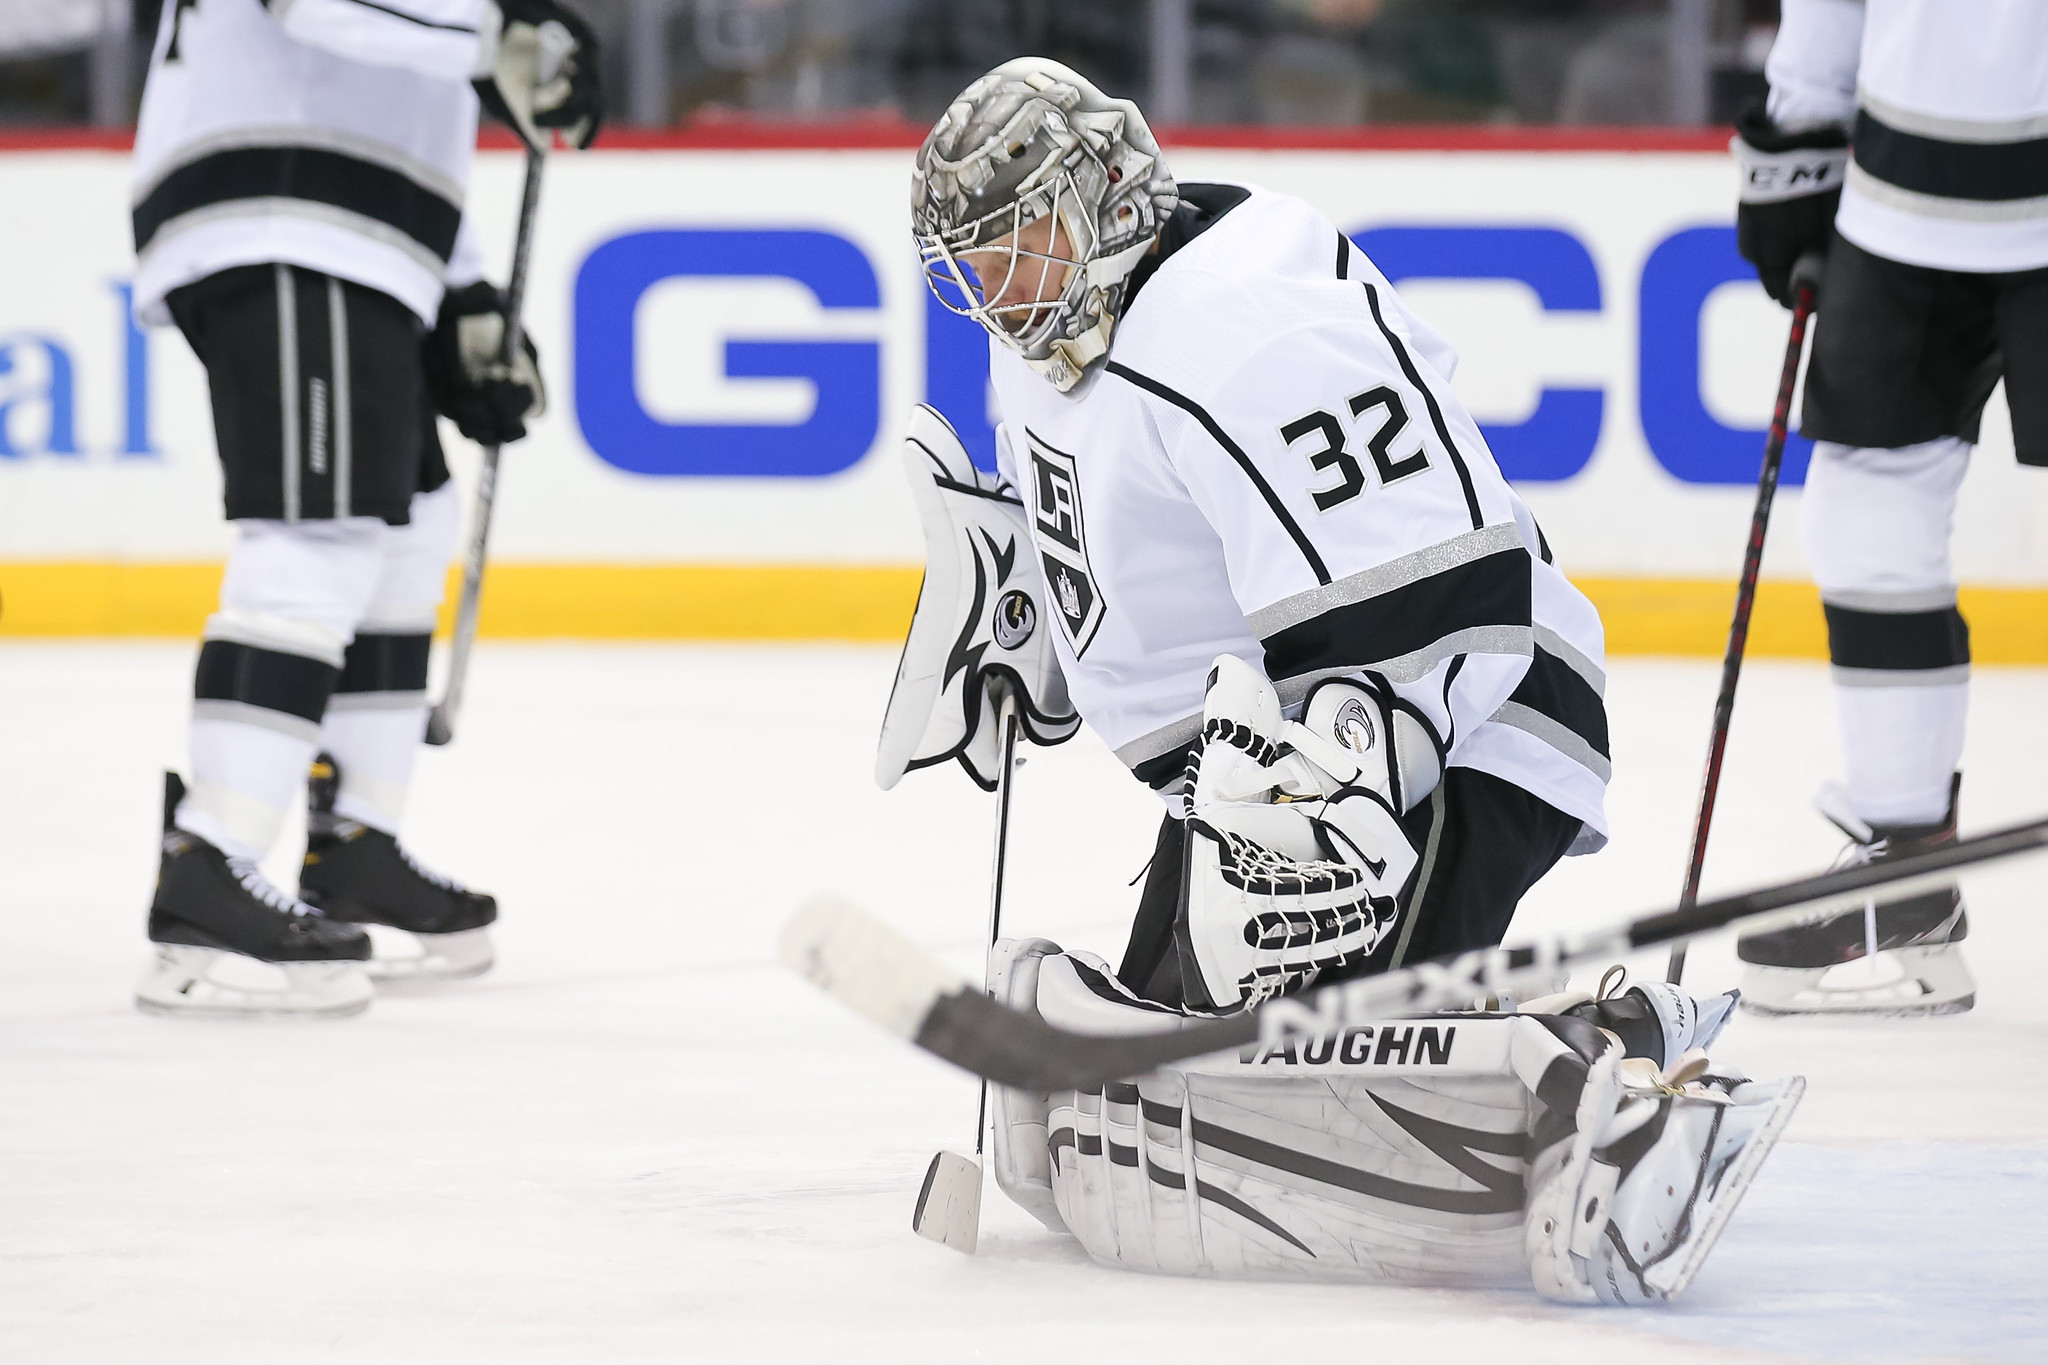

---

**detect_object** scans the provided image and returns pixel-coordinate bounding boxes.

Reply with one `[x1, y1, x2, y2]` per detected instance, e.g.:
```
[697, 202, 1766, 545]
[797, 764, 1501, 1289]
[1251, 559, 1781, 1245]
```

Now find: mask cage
[918, 172, 1100, 357]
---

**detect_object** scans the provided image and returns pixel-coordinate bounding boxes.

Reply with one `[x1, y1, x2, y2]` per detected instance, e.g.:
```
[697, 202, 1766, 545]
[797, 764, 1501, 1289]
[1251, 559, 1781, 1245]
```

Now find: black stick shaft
[904, 811, 2048, 1092]
[1667, 256, 1821, 982]
[427, 146, 546, 747]
[972, 687, 1021, 1160]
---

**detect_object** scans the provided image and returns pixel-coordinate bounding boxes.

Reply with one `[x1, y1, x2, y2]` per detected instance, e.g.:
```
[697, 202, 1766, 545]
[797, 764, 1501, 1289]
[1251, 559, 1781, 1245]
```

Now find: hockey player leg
[143, 519, 382, 1019]
[1739, 438, 1975, 1015]
[300, 482, 496, 987]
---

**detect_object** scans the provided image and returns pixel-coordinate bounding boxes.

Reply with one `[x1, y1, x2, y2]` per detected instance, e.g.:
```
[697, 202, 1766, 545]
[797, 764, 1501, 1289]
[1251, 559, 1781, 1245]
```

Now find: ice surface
[1, 643, 2042, 1364]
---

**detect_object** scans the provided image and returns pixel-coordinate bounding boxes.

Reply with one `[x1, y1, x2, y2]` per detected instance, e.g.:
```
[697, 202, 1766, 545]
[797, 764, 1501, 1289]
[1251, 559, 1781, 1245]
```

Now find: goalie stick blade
[911, 1151, 983, 1254]
[781, 894, 1258, 1089]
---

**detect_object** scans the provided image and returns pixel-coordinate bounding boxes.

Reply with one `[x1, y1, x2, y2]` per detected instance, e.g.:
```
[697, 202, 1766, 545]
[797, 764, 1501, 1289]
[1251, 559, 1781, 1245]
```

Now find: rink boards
[0, 131, 2043, 655]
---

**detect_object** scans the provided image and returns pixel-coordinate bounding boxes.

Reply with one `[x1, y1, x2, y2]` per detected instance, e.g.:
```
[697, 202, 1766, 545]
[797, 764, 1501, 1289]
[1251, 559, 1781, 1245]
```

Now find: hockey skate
[297, 754, 497, 987]
[1527, 1048, 1805, 1304]
[1737, 779, 1974, 1017]
[139, 773, 375, 1019]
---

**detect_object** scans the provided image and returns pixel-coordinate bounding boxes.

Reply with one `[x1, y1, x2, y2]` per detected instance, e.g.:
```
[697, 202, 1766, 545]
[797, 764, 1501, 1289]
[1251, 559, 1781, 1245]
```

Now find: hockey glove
[477, 0, 604, 150]
[423, 281, 545, 447]
[1734, 102, 1847, 306]
[875, 406, 1080, 791]
[1178, 657, 1441, 1012]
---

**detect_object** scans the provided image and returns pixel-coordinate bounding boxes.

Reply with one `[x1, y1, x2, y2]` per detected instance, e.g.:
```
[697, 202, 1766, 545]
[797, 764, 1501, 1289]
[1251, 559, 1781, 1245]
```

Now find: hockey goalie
[877, 58, 1804, 1304]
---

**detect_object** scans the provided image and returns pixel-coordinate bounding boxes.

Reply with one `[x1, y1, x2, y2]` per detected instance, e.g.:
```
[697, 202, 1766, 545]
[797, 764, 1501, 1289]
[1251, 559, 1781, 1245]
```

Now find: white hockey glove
[876, 406, 1080, 791]
[1526, 1044, 1805, 1304]
[1179, 655, 1443, 1012]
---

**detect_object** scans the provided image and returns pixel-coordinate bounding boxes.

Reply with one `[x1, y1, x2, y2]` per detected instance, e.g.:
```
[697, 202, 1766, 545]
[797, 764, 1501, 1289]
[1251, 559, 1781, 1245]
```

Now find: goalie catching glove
[876, 406, 1079, 791]
[1180, 655, 1444, 1012]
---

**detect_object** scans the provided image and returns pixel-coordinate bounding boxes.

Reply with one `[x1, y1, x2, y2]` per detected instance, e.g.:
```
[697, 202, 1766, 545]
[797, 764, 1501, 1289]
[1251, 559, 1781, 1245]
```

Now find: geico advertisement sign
[0, 147, 2038, 576]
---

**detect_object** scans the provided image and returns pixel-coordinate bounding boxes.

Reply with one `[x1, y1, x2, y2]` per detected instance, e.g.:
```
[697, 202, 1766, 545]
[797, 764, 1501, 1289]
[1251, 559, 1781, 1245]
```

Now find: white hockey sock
[1802, 438, 1972, 828]
[1833, 678, 1967, 827]
[179, 718, 322, 860]
[319, 481, 461, 835]
[175, 515, 387, 859]
[320, 705, 426, 833]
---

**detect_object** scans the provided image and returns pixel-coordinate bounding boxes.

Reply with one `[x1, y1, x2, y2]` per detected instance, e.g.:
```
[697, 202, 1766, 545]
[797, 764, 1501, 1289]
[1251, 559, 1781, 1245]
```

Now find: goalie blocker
[876, 405, 1080, 791]
[987, 938, 1802, 1303]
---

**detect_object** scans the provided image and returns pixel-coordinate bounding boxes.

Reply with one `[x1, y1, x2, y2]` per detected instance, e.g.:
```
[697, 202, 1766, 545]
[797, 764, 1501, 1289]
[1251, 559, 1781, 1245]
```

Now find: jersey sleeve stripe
[1259, 546, 1533, 689]
[1502, 645, 1610, 764]
[1485, 702, 1613, 784]
[1114, 713, 1204, 784]
[1533, 624, 1606, 698]
[1103, 361, 1334, 586]
[1245, 522, 1523, 638]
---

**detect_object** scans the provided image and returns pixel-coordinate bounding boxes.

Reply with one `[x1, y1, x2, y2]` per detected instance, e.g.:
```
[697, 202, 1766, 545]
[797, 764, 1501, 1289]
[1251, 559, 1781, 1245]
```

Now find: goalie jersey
[991, 184, 1609, 851]
[1769, 0, 2048, 272]
[131, 0, 497, 327]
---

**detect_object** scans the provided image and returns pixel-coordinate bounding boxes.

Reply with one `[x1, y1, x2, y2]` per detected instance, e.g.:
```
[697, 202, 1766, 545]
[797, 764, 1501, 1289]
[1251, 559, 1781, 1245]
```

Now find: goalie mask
[876, 406, 1080, 791]
[913, 57, 1178, 392]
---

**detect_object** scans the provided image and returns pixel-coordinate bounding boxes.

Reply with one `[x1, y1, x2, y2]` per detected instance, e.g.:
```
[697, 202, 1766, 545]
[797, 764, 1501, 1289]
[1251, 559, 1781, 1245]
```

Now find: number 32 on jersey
[1279, 386, 1429, 512]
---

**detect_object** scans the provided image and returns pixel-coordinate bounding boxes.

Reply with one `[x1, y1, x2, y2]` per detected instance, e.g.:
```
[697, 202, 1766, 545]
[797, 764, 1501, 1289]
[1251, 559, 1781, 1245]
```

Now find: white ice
[1, 643, 2043, 1364]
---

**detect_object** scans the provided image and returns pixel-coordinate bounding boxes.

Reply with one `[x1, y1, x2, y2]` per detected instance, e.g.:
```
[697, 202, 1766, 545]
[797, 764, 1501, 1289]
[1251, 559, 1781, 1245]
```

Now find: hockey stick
[1666, 251, 1823, 981]
[425, 144, 546, 747]
[783, 810, 2048, 1093]
[910, 683, 1020, 1254]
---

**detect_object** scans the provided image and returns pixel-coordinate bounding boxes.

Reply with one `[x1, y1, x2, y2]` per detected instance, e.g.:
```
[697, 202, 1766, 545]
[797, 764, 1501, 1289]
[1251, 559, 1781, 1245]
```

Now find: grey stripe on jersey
[1534, 625, 1605, 698]
[1272, 625, 1534, 698]
[1858, 88, 2048, 145]
[1247, 523, 1524, 638]
[1486, 701, 1614, 783]
[1114, 712, 1206, 775]
[191, 699, 324, 744]
[276, 265, 302, 523]
[328, 278, 353, 519]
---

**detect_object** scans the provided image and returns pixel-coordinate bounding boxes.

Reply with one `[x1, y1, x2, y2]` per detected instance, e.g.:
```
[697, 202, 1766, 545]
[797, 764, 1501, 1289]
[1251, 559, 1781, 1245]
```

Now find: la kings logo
[1028, 431, 1105, 656]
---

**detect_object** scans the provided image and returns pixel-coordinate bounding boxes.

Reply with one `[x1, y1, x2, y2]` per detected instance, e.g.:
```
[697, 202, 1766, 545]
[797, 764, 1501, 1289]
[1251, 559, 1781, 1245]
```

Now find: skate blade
[1649, 1075, 1807, 1301]
[363, 925, 494, 990]
[1738, 945, 1976, 1017]
[135, 946, 374, 1019]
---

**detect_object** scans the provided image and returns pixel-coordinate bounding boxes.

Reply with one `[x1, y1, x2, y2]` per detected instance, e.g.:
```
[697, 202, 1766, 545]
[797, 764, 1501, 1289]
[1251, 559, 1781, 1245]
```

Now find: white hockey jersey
[130, 0, 498, 327]
[1769, 0, 2048, 272]
[991, 185, 1610, 852]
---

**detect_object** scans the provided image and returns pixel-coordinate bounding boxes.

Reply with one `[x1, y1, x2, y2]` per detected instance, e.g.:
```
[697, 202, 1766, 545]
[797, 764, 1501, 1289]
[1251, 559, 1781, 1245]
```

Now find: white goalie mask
[913, 57, 1178, 392]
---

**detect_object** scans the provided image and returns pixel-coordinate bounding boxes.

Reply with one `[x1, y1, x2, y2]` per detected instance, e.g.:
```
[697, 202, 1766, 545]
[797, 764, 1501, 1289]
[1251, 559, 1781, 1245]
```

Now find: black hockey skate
[298, 754, 496, 986]
[138, 772, 374, 1018]
[1737, 776, 1974, 1016]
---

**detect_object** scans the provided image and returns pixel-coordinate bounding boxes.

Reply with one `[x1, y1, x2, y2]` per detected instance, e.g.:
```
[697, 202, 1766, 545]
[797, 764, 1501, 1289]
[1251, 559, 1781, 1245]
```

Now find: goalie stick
[910, 683, 1021, 1254]
[783, 812, 2048, 1092]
